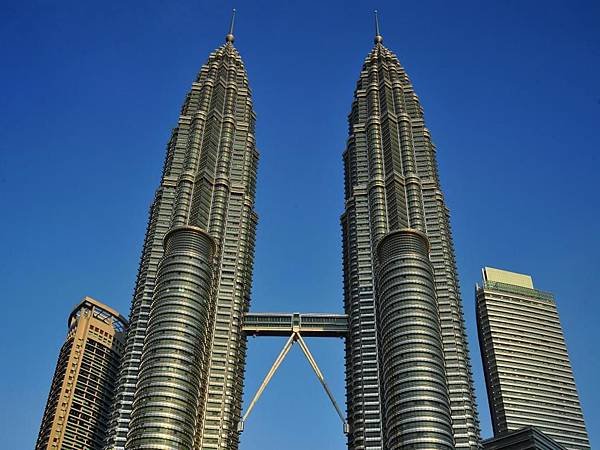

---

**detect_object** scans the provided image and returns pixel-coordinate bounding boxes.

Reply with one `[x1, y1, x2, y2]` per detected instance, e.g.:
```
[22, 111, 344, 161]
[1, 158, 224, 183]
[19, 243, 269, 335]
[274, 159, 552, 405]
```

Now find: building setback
[340, 21, 481, 450]
[35, 297, 127, 450]
[105, 18, 258, 450]
[476, 267, 590, 450]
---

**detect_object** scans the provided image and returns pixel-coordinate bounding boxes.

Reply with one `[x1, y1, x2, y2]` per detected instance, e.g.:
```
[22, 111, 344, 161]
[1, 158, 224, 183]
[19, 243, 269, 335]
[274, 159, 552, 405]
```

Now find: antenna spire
[226, 8, 236, 43]
[374, 10, 383, 44]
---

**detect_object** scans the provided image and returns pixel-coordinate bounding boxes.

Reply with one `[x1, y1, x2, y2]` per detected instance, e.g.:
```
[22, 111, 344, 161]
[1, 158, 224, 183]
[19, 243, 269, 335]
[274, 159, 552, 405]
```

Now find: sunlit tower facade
[106, 13, 259, 450]
[341, 17, 481, 449]
[36, 297, 127, 450]
[476, 267, 590, 450]
[103, 10, 484, 450]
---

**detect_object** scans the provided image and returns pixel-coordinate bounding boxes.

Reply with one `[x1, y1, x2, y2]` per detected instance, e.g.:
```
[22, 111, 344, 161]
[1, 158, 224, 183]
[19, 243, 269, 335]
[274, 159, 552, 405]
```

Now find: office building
[105, 13, 259, 450]
[476, 267, 590, 449]
[340, 16, 480, 449]
[104, 11, 483, 450]
[36, 297, 127, 450]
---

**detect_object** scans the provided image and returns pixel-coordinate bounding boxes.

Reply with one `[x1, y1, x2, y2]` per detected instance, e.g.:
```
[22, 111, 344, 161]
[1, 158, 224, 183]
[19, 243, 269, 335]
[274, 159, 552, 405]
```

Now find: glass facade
[341, 33, 481, 449]
[476, 267, 590, 450]
[105, 31, 258, 450]
[104, 20, 483, 450]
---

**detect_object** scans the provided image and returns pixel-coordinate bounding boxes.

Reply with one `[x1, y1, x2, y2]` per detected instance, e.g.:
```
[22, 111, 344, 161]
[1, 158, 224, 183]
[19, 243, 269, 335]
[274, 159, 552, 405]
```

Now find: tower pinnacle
[226, 8, 236, 43]
[374, 10, 383, 43]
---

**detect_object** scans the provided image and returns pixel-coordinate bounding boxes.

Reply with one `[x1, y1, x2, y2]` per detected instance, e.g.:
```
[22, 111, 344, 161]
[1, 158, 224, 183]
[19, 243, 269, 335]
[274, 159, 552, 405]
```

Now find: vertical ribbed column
[376, 229, 453, 450]
[171, 171, 196, 228]
[366, 61, 388, 246]
[398, 113, 425, 231]
[207, 76, 236, 239]
[126, 226, 215, 450]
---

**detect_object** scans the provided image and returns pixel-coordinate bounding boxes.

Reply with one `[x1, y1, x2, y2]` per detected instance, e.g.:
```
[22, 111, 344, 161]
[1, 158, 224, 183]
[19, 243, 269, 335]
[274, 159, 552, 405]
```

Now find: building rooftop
[68, 296, 127, 331]
[483, 267, 534, 288]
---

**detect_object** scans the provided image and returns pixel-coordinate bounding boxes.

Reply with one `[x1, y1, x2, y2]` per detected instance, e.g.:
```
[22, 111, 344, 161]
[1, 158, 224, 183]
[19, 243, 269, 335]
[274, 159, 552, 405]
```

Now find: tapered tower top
[374, 10, 383, 43]
[226, 8, 236, 43]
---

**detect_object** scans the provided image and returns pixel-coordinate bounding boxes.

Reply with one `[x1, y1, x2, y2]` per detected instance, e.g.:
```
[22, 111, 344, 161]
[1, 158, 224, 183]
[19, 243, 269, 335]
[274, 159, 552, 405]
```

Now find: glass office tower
[476, 267, 590, 450]
[341, 25, 481, 450]
[105, 23, 258, 450]
[104, 13, 484, 450]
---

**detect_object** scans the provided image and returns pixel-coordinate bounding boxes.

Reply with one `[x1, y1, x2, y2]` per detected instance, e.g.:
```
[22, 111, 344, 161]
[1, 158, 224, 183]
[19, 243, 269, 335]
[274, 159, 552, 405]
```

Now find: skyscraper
[476, 267, 590, 450]
[341, 18, 481, 449]
[106, 13, 258, 450]
[36, 297, 127, 450]
[105, 11, 482, 450]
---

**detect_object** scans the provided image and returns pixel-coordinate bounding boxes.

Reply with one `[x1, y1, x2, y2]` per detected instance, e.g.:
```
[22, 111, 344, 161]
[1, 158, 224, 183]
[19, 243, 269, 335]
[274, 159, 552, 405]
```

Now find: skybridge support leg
[238, 333, 295, 432]
[295, 334, 349, 434]
[238, 332, 349, 435]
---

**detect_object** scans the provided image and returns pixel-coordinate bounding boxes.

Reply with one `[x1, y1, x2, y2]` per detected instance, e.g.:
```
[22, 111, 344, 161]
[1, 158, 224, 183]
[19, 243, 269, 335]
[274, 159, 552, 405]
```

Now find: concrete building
[476, 267, 590, 450]
[340, 15, 480, 449]
[35, 297, 127, 450]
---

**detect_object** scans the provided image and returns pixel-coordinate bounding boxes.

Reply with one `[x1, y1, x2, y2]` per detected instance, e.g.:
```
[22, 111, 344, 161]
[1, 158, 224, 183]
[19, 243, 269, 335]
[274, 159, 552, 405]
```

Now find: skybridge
[243, 312, 348, 337]
[240, 312, 349, 435]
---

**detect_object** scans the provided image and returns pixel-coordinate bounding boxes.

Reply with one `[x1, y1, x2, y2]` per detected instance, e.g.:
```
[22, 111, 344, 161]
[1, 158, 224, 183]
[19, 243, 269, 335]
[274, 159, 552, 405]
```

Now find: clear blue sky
[1, 1, 598, 449]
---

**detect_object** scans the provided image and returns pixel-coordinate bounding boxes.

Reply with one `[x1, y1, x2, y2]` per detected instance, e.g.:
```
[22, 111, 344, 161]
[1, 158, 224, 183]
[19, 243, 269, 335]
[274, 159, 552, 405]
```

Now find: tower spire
[374, 10, 383, 44]
[226, 8, 236, 43]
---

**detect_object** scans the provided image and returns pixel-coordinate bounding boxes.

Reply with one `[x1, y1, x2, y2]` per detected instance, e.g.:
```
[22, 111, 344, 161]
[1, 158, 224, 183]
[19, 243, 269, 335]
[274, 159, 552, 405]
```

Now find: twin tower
[105, 13, 482, 450]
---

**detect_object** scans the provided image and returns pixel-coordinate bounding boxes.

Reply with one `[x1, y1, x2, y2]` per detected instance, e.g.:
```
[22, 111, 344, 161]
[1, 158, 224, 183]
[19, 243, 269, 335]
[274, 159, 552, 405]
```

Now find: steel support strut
[295, 334, 349, 434]
[238, 331, 349, 434]
[238, 333, 295, 431]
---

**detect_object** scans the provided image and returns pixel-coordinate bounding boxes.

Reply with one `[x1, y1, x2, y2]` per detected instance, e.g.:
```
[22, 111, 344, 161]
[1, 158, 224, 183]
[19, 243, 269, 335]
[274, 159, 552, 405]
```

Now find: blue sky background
[1, 1, 599, 449]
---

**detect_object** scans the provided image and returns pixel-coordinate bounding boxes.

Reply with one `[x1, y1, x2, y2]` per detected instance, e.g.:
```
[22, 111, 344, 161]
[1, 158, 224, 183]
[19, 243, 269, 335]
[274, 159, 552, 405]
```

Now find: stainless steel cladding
[127, 227, 215, 449]
[106, 26, 258, 450]
[376, 230, 453, 449]
[341, 31, 481, 449]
